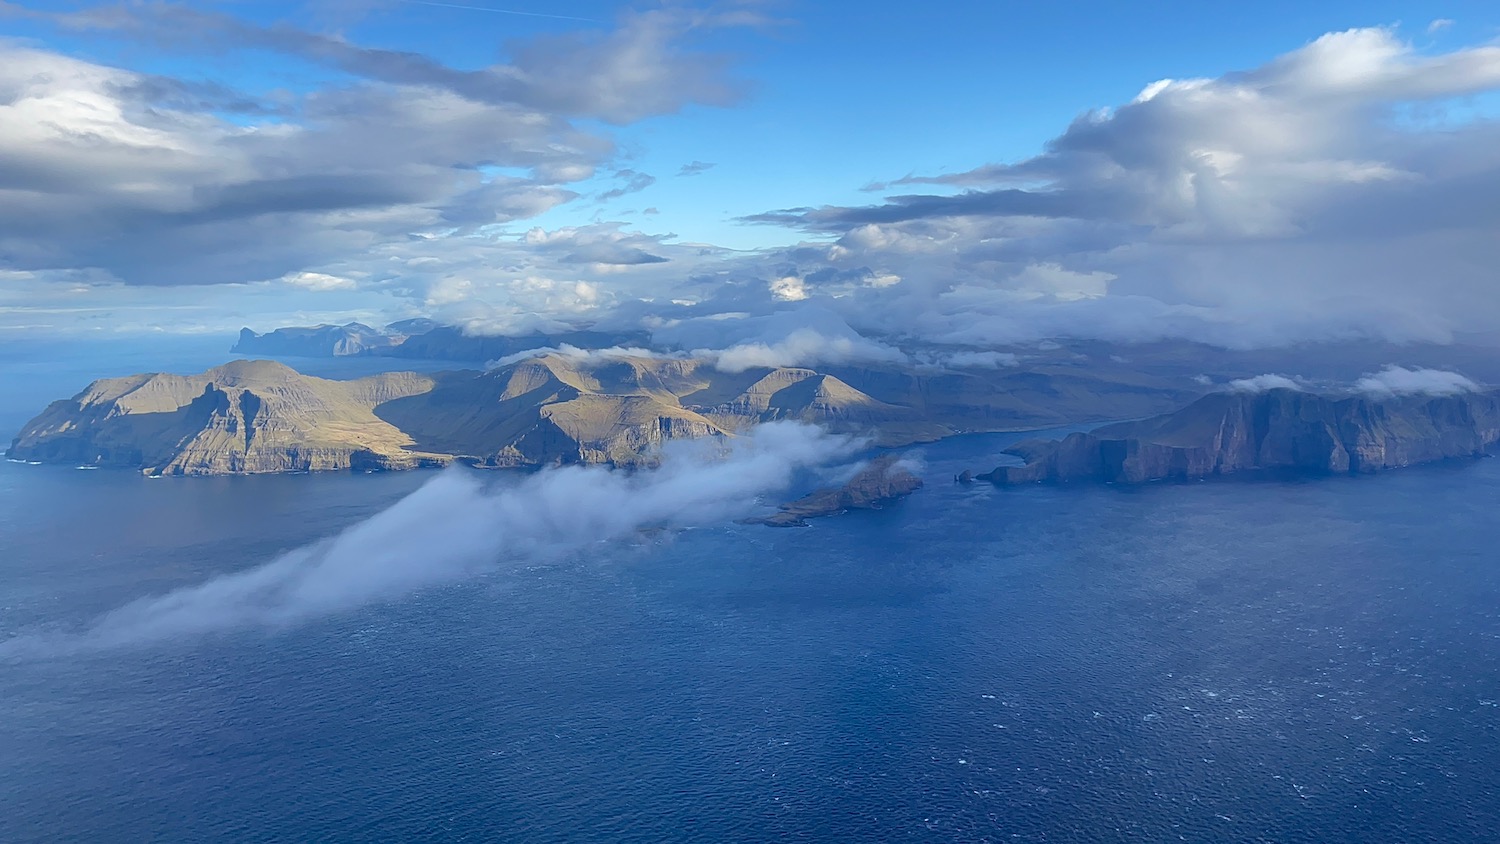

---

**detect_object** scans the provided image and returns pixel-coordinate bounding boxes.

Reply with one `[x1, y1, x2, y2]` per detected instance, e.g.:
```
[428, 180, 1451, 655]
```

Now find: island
[741, 455, 924, 527]
[234, 319, 648, 362]
[7, 355, 1198, 476]
[233, 322, 413, 358]
[978, 387, 1500, 485]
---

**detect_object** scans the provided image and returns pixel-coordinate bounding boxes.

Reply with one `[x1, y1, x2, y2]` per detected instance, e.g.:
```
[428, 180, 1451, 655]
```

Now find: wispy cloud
[0, 422, 860, 657]
[597, 170, 657, 202]
[399, 0, 598, 23]
[677, 160, 716, 176]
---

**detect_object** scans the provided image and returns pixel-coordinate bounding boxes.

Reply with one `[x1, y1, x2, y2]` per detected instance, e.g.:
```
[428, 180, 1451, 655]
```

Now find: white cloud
[1227, 374, 1305, 393]
[1009, 263, 1113, 300]
[1354, 365, 1480, 397]
[485, 343, 669, 369]
[752, 27, 1500, 350]
[6, 19, 1500, 354]
[703, 327, 908, 373]
[769, 275, 810, 302]
[0, 422, 859, 655]
[655, 306, 909, 373]
[281, 272, 357, 291]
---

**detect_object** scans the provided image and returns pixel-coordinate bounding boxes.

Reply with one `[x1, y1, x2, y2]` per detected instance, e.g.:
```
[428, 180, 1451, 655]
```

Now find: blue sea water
[3, 341, 1500, 842]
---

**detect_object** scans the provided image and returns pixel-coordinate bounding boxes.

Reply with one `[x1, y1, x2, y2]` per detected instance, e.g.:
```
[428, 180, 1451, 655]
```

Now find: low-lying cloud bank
[1354, 365, 1481, 398]
[486, 343, 667, 370]
[1217, 366, 1484, 397]
[0, 423, 860, 658]
[1228, 374, 1306, 394]
[653, 306, 909, 372]
[482, 310, 910, 374]
[697, 327, 908, 373]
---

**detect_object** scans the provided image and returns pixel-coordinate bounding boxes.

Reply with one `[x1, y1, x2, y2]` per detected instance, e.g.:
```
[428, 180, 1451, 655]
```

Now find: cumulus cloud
[769, 276, 810, 302]
[0, 422, 859, 656]
[743, 27, 1500, 349]
[649, 306, 909, 373]
[1227, 374, 1306, 393]
[1354, 365, 1481, 397]
[281, 272, 358, 292]
[6, 17, 1500, 353]
[703, 327, 908, 373]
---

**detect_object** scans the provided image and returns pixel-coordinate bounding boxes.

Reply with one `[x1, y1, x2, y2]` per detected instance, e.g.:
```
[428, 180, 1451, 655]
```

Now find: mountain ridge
[8, 354, 1201, 475]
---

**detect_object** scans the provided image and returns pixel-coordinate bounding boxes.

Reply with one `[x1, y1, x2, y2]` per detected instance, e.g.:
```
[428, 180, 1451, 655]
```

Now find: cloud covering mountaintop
[1, 4, 1497, 351]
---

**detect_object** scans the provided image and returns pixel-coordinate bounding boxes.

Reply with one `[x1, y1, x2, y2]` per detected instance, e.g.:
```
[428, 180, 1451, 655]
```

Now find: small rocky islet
[741, 455, 925, 527]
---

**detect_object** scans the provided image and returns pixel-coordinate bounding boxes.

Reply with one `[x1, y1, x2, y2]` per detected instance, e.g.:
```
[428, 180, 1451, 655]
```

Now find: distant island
[978, 387, 1500, 485]
[234, 320, 648, 362]
[6, 355, 1198, 476]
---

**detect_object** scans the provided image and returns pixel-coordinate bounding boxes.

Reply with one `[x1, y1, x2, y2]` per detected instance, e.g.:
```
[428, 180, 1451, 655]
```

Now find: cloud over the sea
[0, 423, 859, 657]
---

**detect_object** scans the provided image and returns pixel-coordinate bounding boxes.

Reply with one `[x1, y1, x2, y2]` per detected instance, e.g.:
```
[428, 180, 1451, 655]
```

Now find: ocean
[3, 340, 1499, 842]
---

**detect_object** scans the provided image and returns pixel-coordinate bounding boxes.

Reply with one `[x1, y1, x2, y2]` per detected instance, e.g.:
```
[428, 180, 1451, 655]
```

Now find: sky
[1, 0, 1499, 353]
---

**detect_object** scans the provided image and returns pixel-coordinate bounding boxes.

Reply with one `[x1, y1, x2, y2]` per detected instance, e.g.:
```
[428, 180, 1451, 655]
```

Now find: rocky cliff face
[7, 361, 450, 475]
[980, 388, 1500, 485]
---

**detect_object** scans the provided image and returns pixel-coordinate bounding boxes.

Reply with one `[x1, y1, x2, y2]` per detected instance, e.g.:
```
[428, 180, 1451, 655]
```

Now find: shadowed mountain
[979, 387, 1500, 485]
[233, 323, 406, 357]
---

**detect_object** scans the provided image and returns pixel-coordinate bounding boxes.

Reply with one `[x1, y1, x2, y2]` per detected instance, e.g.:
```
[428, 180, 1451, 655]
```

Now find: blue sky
[2, 1, 1499, 347]
[12, 0, 1493, 249]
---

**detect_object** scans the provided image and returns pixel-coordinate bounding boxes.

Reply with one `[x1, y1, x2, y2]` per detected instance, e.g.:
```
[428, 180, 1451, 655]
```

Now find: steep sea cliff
[981, 388, 1500, 484]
